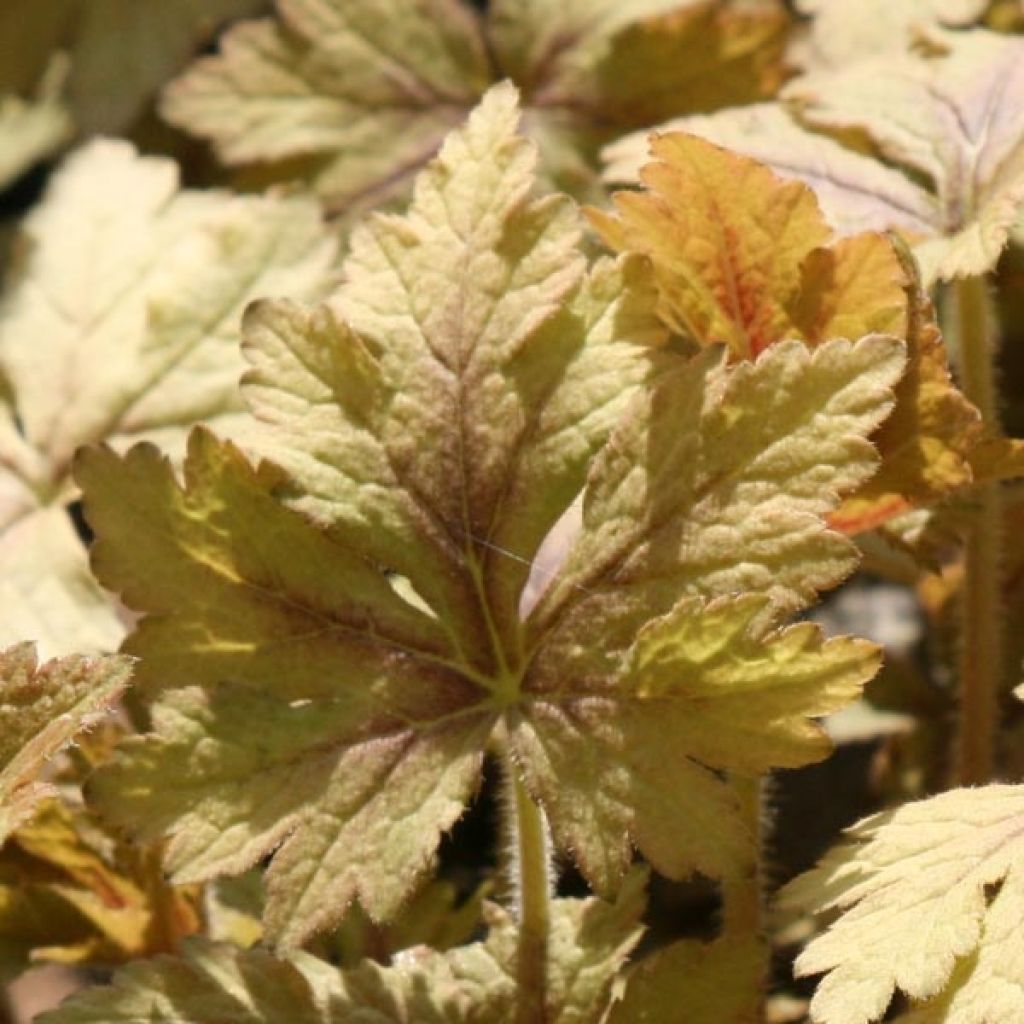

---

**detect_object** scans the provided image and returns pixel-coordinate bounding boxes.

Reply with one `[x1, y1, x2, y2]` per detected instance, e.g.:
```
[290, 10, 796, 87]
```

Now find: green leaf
[0, 644, 130, 846]
[0, 138, 338, 656]
[81, 86, 903, 946]
[161, 0, 788, 213]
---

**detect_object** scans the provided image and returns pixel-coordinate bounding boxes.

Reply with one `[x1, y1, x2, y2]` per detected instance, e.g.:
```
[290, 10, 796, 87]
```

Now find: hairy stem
[721, 776, 768, 1016]
[954, 275, 1003, 785]
[502, 747, 552, 1024]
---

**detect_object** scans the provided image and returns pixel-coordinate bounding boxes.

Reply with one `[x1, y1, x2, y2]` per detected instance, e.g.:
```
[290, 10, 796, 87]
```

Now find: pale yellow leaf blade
[0, 645, 130, 845]
[36, 881, 644, 1022]
[790, 0, 988, 72]
[782, 784, 1024, 1024]
[163, 0, 787, 211]
[787, 28, 1024, 282]
[161, 0, 490, 213]
[242, 83, 664, 633]
[0, 137, 338, 655]
[530, 336, 905, 634]
[514, 594, 880, 892]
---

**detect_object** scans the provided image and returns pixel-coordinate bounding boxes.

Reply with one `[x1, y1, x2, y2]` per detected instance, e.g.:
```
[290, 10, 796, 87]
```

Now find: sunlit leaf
[0, 644, 129, 846]
[39, 880, 646, 1022]
[595, 133, 979, 534]
[783, 785, 1024, 1024]
[0, 139, 338, 655]
[605, 28, 1024, 284]
[80, 86, 900, 946]
[789, 0, 988, 71]
[161, 0, 788, 214]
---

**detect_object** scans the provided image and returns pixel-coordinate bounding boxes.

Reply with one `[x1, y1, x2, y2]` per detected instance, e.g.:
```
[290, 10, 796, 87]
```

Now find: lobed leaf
[605, 28, 1024, 284]
[783, 784, 1024, 1024]
[38, 881, 645, 1023]
[0, 138, 338, 655]
[81, 86, 902, 945]
[161, 0, 788, 213]
[0, 643, 130, 846]
[597, 132, 981, 534]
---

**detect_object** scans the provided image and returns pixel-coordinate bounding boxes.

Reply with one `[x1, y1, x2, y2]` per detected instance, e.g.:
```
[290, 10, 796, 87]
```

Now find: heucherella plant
[15, 83, 909, 1021]
[5, 4, 1024, 1023]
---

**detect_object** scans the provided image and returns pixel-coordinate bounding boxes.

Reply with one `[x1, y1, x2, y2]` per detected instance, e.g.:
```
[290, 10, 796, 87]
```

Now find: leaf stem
[502, 746, 551, 1024]
[954, 274, 1004, 785]
[721, 775, 768, 1016]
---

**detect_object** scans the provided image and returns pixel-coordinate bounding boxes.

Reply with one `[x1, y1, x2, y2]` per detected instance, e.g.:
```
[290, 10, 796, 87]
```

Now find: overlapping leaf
[81, 86, 901, 947]
[0, 139, 338, 655]
[594, 132, 980, 534]
[782, 784, 1024, 1024]
[38, 879, 645, 1023]
[161, 0, 788, 215]
[0, 643, 129, 846]
[0, 797, 201, 976]
[605, 28, 1024, 284]
[0, 0, 266, 134]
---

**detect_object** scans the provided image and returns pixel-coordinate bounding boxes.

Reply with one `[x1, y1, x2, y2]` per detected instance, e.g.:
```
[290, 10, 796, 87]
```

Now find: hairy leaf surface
[0, 644, 129, 846]
[0, 139, 337, 655]
[605, 28, 1024, 283]
[81, 86, 901, 946]
[595, 133, 979, 535]
[161, 0, 787, 214]
[783, 784, 1024, 1024]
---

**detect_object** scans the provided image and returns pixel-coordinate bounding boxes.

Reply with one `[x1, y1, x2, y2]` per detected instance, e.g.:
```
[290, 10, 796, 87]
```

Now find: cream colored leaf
[0, 139, 337, 655]
[790, 0, 988, 71]
[0, 644, 130, 845]
[162, 0, 787, 212]
[782, 784, 1024, 1024]
[788, 28, 1024, 282]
